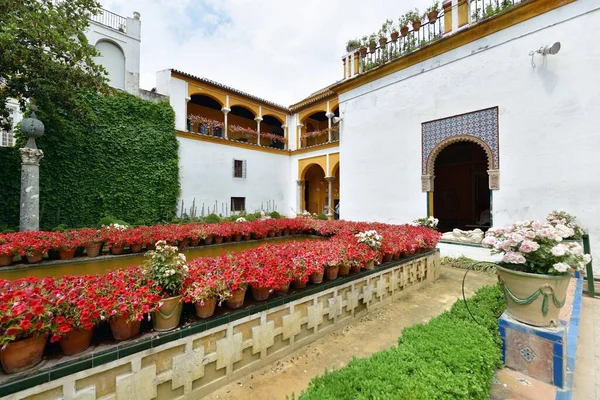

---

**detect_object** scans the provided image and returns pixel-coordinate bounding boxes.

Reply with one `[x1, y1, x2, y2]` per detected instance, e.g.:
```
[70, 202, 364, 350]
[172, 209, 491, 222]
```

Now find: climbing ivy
[0, 147, 21, 230]
[0, 91, 180, 229]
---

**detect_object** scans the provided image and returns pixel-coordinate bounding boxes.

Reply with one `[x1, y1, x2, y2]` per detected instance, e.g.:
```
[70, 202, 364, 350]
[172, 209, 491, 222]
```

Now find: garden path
[203, 266, 497, 400]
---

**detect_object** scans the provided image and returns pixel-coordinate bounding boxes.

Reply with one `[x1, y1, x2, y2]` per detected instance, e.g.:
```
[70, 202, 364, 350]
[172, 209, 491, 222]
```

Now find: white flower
[236, 217, 247, 223]
[552, 262, 570, 273]
[551, 244, 567, 257]
[179, 253, 186, 262]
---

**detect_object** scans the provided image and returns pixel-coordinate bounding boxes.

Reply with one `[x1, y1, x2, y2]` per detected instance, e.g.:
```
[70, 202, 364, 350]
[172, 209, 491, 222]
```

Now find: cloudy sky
[101, 0, 432, 106]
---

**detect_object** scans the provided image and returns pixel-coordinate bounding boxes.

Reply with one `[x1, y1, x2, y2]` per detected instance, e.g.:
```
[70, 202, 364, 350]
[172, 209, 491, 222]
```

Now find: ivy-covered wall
[0, 92, 179, 229]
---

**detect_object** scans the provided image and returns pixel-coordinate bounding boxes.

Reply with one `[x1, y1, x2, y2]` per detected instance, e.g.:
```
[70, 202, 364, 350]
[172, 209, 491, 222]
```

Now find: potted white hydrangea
[413, 216, 439, 229]
[483, 220, 591, 327]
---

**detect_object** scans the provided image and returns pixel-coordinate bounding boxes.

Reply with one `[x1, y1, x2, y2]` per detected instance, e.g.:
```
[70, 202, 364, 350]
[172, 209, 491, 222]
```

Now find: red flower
[58, 324, 71, 333]
[19, 319, 32, 330]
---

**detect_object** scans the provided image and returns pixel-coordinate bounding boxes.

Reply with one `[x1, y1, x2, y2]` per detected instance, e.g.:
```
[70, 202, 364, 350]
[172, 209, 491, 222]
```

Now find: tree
[0, 0, 110, 130]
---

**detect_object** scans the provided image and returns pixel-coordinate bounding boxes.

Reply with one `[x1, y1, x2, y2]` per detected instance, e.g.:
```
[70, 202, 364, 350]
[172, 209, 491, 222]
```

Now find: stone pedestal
[499, 312, 566, 388]
[19, 148, 44, 231]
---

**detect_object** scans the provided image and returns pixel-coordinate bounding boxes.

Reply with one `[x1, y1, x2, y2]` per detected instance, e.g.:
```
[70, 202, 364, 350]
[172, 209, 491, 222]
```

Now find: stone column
[255, 117, 263, 146]
[19, 106, 45, 231]
[296, 180, 304, 214]
[281, 125, 288, 150]
[325, 176, 335, 220]
[221, 107, 231, 139]
[326, 112, 334, 142]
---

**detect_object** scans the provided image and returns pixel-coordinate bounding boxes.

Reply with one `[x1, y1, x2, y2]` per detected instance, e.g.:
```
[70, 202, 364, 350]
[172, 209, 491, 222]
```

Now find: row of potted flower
[0, 218, 357, 267]
[0, 223, 441, 374]
[346, 1, 442, 55]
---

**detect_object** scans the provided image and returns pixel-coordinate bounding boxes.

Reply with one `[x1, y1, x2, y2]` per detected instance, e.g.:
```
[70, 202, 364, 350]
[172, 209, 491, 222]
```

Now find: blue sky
[101, 0, 433, 105]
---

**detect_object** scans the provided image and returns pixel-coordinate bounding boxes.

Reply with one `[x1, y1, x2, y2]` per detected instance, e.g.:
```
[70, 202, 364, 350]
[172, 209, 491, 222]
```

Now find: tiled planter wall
[1, 251, 440, 400]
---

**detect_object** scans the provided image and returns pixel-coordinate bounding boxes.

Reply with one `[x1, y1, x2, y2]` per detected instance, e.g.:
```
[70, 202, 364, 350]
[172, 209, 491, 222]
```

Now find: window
[233, 159, 246, 178]
[231, 197, 246, 212]
[1, 129, 14, 147]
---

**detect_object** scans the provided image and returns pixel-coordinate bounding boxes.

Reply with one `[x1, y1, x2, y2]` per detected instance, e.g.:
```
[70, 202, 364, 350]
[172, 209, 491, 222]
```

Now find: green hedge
[0, 92, 179, 229]
[298, 285, 505, 400]
[0, 147, 21, 229]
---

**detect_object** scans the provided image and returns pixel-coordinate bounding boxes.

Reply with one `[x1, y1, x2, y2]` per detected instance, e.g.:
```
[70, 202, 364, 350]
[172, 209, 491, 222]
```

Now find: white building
[160, 0, 599, 266]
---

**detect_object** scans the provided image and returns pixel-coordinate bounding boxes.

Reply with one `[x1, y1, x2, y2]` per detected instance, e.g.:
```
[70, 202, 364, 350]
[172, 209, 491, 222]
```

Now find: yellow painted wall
[329, 153, 340, 177]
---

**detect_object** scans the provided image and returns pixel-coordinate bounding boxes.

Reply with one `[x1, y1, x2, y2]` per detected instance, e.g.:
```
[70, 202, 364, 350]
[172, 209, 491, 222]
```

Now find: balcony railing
[186, 121, 287, 150]
[343, 0, 525, 80]
[300, 126, 339, 149]
[90, 9, 127, 33]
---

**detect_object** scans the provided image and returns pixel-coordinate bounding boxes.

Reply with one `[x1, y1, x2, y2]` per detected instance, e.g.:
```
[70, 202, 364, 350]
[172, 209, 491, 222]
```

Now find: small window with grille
[231, 197, 246, 212]
[233, 159, 246, 178]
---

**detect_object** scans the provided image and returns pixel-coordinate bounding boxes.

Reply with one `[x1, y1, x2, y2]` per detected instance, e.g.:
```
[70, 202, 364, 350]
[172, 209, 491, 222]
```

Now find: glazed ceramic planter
[152, 295, 183, 332]
[496, 265, 570, 327]
[0, 334, 48, 374]
[109, 317, 141, 341]
[195, 297, 217, 318]
[59, 327, 94, 356]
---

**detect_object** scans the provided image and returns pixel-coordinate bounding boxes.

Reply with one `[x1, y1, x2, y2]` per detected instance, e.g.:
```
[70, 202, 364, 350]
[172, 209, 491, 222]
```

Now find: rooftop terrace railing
[90, 8, 127, 33]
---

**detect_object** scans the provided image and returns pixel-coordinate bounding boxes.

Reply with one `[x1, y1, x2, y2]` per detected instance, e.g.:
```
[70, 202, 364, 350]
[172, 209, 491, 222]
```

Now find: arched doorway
[95, 40, 125, 90]
[303, 164, 326, 215]
[433, 142, 491, 232]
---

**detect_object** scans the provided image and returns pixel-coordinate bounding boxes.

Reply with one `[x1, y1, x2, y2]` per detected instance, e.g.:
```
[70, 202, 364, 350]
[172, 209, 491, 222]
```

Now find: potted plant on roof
[483, 220, 591, 327]
[0, 278, 54, 373]
[378, 24, 388, 47]
[399, 15, 410, 37]
[406, 9, 422, 31]
[144, 241, 190, 331]
[359, 36, 368, 57]
[368, 34, 377, 53]
[426, 1, 441, 24]
[389, 20, 400, 41]
[346, 38, 361, 54]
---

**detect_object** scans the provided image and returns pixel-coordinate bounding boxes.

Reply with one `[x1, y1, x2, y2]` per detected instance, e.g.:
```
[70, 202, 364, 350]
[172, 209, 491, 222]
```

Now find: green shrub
[298, 285, 504, 400]
[317, 214, 328, 221]
[51, 224, 70, 232]
[246, 214, 258, 222]
[203, 213, 222, 224]
[97, 215, 130, 228]
[269, 211, 281, 219]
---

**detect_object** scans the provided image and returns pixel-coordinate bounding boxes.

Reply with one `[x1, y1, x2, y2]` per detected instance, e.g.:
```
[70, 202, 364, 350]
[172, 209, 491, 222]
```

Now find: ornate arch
[421, 107, 500, 192]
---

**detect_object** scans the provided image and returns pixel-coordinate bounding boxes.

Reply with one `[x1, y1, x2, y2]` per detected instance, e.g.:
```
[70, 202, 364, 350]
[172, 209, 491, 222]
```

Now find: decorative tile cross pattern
[422, 107, 499, 174]
[520, 347, 537, 362]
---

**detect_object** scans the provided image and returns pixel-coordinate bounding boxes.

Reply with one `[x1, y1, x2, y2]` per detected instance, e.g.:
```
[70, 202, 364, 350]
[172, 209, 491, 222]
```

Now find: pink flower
[519, 240, 540, 253]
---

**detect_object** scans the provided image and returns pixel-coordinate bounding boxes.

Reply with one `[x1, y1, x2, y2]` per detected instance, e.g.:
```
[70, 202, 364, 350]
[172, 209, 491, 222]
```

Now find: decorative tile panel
[520, 347, 537, 362]
[422, 107, 499, 174]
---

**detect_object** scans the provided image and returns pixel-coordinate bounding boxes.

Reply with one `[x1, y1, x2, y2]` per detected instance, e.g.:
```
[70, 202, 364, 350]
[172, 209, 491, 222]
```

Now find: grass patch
[295, 285, 505, 400]
[441, 255, 497, 273]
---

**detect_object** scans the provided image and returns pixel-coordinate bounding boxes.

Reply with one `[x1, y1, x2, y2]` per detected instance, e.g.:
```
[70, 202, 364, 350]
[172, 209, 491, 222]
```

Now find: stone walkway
[572, 295, 600, 400]
[203, 267, 497, 400]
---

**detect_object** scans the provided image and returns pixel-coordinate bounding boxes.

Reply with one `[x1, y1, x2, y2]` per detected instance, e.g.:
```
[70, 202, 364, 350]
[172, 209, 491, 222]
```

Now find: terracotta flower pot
[369, 41, 377, 52]
[339, 265, 351, 277]
[190, 238, 201, 247]
[277, 282, 291, 294]
[310, 271, 324, 284]
[59, 327, 94, 356]
[145, 242, 156, 251]
[195, 297, 217, 318]
[391, 31, 400, 41]
[110, 246, 124, 255]
[428, 10, 439, 24]
[400, 26, 409, 37]
[350, 264, 362, 274]
[379, 37, 387, 47]
[204, 236, 214, 245]
[496, 265, 571, 327]
[0, 254, 13, 267]
[412, 21, 422, 31]
[26, 252, 43, 264]
[152, 295, 183, 332]
[58, 248, 76, 260]
[224, 236, 232, 243]
[233, 234, 242, 242]
[393, 252, 401, 261]
[214, 236, 223, 244]
[360, 47, 368, 57]
[292, 279, 307, 289]
[178, 239, 190, 250]
[243, 234, 251, 241]
[0, 334, 48, 374]
[226, 287, 247, 310]
[109, 317, 141, 341]
[283, 229, 290, 236]
[268, 231, 275, 238]
[325, 265, 340, 280]
[251, 286, 271, 301]
[275, 231, 282, 237]
[85, 242, 103, 257]
[383, 253, 393, 263]
[364, 260, 375, 270]
[130, 244, 143, 253]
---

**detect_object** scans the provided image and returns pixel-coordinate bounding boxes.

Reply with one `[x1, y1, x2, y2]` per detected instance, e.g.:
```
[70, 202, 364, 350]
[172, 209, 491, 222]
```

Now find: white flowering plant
[143, 240, 190, 298]
[236, 217, 247, 223]
[482, 220, 591, 276]
[355, 230, 383, 250]
[103, 223, 129, 231]
[413, 216, 439, 229]
[546, 211, 585, 240]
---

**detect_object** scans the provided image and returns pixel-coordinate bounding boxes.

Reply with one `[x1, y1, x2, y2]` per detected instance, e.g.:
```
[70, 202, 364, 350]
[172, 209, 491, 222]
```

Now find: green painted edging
[0, 249, 438, 397]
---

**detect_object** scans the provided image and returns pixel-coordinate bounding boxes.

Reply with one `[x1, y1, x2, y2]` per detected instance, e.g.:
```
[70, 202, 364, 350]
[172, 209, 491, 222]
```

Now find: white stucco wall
[88, 13, 141, 95]
[156, 70, 188, 132]
[339, 2, 600, 267]
[178, 137, 291, 217]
